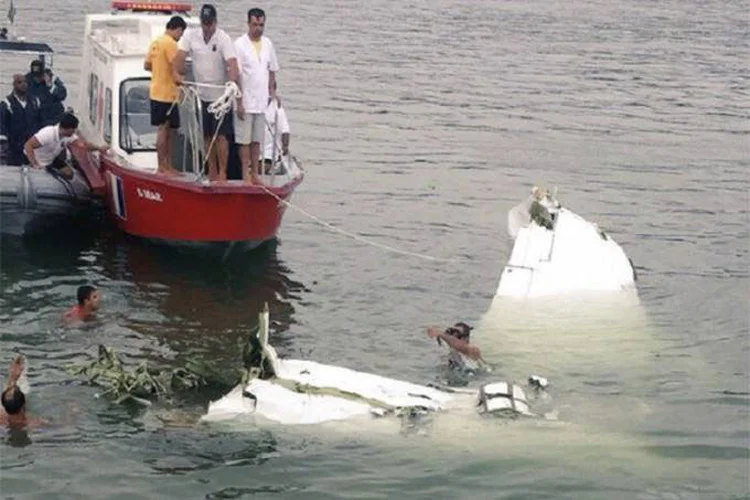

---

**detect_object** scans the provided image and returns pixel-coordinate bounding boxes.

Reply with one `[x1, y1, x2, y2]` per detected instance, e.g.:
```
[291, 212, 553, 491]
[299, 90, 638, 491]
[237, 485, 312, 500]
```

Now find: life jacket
[0, 93, 42, 165]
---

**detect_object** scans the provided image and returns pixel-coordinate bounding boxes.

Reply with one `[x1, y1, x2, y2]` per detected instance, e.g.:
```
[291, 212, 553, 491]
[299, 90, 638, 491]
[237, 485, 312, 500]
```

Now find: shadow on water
[0, 214, 104, 280]
[85, 230, 311, 364]
[1, 222, 310, 415]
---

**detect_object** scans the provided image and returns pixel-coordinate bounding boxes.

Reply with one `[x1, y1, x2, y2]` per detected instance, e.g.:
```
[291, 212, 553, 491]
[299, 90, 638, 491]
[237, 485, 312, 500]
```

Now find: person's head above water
[1, 386, 26, 415]
[77, 285, 100, 310]
[445, 322, 473, 341]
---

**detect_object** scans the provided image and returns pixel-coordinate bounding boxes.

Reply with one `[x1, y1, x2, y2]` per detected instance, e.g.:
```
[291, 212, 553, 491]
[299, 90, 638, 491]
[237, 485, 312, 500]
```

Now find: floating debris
[68, 345, 241, 407]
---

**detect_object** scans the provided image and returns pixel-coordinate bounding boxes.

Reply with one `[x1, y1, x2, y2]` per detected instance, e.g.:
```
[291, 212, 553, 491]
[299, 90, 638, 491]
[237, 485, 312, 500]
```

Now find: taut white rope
[258, 184, 458, 263]
[180, 82, 458, 264]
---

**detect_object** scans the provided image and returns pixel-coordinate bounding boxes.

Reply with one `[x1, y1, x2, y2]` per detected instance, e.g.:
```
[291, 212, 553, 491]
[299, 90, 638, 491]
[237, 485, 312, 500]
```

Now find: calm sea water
[1, 0, 748, 498]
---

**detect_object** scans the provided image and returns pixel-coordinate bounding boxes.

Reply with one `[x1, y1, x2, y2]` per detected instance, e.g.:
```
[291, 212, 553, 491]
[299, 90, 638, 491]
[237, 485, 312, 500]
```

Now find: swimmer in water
[64, 285, 101, 322]
[1, 354, 43, 428]
[427, 322, 489, 374]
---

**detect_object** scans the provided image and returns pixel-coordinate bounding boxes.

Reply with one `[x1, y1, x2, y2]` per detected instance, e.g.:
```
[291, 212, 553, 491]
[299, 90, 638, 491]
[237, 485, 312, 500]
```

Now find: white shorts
[234, 113, 265, 145]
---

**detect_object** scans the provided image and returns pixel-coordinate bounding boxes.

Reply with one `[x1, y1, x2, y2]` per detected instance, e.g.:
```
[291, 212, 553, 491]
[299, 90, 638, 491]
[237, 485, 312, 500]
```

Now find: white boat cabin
[78, 1, 198, 173]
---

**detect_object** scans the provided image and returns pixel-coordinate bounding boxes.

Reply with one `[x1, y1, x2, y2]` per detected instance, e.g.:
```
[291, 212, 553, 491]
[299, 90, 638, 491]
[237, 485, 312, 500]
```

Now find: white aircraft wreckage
[202, 307, 550, 426]
[497, 187, 637, 298]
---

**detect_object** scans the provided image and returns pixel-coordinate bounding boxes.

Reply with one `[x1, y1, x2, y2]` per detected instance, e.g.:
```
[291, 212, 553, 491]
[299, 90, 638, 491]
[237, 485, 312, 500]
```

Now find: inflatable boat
[0, 165, 93, 236]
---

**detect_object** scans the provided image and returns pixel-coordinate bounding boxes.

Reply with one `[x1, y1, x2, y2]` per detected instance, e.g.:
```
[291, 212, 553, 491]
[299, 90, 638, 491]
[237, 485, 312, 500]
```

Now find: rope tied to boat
[180, 81, 459, 264]
[257, 184, 459, 263]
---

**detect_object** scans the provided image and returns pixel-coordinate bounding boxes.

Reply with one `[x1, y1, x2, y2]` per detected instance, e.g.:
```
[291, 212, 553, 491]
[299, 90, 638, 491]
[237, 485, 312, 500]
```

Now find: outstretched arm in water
[427, 327, 483, 361]
[5, 354, 24, 389]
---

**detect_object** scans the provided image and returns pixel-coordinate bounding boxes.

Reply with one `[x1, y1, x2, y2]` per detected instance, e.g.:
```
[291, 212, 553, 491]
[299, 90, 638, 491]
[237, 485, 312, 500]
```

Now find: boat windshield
[119, 78, 156, 152]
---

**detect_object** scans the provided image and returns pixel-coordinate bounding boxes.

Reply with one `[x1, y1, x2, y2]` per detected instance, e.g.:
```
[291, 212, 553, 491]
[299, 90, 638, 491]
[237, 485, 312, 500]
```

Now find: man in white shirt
[174, 4, 240, 182]
[234, 7, 279, 185]
[23, 113, 107, 179]
[262, 89, 290, 172]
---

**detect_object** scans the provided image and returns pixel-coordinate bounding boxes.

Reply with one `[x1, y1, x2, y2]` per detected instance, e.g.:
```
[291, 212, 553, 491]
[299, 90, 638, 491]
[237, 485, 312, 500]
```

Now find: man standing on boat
[0, 73, 42, 165]
[234, 8, 279, 185]
[23, 112, 108, 180]
[262, 80, 290, 172]
[174, 4, 240, 182]
[144, 15, 187, 176]
[25, 60, 67, 127]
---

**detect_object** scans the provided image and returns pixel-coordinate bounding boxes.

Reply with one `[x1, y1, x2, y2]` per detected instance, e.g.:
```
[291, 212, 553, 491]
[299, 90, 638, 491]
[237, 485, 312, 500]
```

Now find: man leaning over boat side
[0, 73, 42, 166]
[174, 4, 240, 182]
[25, 59, 67, 127]
[23, 112, 108, 180]
[144, 15, 187, 177]
[234, 7, 279, 185]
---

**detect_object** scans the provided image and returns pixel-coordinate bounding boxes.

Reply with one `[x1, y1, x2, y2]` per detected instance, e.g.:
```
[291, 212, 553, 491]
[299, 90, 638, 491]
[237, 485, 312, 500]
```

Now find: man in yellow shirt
[144, 15, 187, 176]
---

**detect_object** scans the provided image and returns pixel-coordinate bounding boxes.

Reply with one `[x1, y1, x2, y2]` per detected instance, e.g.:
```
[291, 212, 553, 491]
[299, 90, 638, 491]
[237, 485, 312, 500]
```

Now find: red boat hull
[100, 158, 302, 245]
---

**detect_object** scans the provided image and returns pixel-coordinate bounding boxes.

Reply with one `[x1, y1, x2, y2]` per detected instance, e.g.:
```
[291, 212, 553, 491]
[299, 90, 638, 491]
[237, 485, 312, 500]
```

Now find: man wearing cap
[174, 4, 240, 182]
[234, 7, 279, 185]
[25, 60, 67, 127]
[0, 73, 42, 165]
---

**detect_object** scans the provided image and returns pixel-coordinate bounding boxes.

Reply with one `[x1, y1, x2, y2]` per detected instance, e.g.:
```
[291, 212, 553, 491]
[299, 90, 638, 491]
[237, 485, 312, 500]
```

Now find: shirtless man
[64, 285, 100, 322]
[427, 322, 487, 372]
[1, 355, 41, 427]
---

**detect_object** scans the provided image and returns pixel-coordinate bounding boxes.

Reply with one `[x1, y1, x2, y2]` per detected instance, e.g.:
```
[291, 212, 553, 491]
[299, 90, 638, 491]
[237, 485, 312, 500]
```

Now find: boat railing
[175, 88, 205, 180]
[264, 103, 290, 184]
[177, 81, 299, 185]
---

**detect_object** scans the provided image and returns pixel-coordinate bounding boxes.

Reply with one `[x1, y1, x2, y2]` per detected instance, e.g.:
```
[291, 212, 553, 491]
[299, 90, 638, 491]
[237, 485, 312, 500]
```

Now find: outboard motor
[17, 166, 37, 209]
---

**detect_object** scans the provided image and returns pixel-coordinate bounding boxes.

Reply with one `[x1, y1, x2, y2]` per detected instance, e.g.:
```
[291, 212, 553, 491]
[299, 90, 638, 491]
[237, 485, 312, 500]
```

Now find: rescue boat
[0, 37, 101, 236]
[77, 1, 304, 250]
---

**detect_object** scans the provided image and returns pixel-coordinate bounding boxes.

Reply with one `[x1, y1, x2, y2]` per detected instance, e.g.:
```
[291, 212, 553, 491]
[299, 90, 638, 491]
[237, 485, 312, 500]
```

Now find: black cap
[200, 4, 217, 24]
[30, 59, 44, 74]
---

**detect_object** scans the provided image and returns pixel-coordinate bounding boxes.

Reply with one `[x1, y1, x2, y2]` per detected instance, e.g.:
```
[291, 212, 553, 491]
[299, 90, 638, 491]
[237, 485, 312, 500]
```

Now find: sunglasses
[445, 327, 468, 338]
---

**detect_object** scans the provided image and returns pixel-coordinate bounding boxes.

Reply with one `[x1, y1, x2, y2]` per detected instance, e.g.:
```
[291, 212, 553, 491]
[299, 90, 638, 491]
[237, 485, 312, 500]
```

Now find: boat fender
[17, 166, 37, 209]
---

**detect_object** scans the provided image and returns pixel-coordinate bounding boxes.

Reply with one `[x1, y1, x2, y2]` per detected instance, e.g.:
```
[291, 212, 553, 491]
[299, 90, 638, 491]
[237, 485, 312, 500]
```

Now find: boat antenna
[5, 0, 17, 40]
